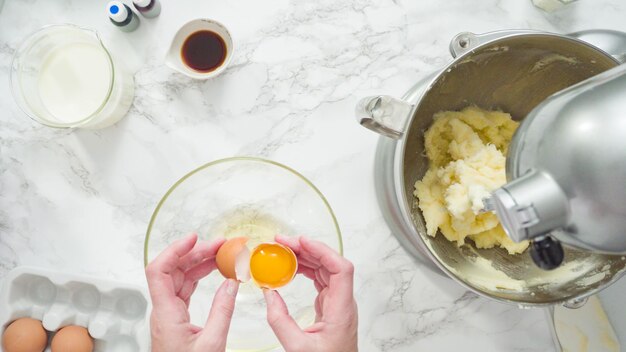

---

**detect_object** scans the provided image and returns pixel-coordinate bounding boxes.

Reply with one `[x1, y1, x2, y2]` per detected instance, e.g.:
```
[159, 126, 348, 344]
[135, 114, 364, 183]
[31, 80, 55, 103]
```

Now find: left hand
[146, 233, 239, 352]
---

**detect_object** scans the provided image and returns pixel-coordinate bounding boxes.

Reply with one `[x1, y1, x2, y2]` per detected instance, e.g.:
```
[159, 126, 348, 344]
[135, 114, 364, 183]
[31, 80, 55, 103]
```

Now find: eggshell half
[216, 237, 251, 281]
[234, 246, 251, 282]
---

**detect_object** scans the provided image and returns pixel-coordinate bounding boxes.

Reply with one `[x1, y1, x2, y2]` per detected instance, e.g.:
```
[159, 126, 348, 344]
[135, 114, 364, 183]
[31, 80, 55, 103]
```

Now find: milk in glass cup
[10, 24, 134, 129]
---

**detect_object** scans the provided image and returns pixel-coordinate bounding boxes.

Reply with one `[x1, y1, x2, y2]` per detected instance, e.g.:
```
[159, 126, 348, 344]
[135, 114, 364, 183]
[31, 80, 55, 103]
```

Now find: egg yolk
[249, 243, 297, 289]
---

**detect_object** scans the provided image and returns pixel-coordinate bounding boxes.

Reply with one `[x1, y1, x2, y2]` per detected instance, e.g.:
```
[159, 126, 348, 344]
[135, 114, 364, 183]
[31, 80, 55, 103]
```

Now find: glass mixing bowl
[144, 157, 342, 351]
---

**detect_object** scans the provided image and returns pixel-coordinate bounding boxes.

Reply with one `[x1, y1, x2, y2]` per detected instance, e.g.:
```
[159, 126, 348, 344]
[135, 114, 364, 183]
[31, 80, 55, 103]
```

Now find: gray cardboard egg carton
[0, 267, 150, 351]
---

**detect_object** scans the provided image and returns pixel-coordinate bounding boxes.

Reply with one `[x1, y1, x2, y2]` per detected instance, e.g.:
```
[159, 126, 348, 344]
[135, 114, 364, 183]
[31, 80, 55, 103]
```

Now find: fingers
[185, 260, 218, 283]
[299, 266, 324, 294]
[313, 280, 324, 293]
[317, 289, 328, 317]
[171, 233, 200, 257]
[177, 259, 218, 304]
[298, 266, 317, 281]
[178, 279, 199, 304]
[275, 234, 301, 254]
[176, 238, 225, 303]
[297, 256, 320, 270]
[299, 237, 355, 314]
[263, 290, 306, 350]
[299, 237, 353, 286]
[315, 269, 330, 287]
[303, 321, 324, 333]
[314, 292, 323, 322]
[294, 238, 350, 296]
[146, 234, 198, 306]
[148, 233, 198, 277]
[180, 239, 224, 286]
[202, 279, 239, 343]
[179, 238, 225, 271]
[299, 237, 347, 275]
[277, 236, 356, 326]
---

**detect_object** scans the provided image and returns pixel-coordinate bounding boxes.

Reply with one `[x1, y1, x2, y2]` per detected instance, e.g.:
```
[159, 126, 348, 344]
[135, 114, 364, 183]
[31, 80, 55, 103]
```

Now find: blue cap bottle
[108, 1, 140, 32]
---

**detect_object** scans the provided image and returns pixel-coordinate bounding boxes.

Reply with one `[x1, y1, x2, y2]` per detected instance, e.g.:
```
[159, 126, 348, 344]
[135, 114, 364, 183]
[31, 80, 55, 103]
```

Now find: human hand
[263, 235, 358, 352]
[146, 233, 239, 352]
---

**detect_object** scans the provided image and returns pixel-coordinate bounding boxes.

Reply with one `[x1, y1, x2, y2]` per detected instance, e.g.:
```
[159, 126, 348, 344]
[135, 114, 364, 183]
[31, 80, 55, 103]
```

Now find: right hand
[263, 235, 358, 352]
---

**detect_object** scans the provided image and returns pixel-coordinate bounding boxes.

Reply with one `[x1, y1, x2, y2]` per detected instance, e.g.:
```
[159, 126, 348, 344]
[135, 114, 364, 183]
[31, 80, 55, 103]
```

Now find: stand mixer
[356, 29, 626, 306]
[487, 63, 626, 270]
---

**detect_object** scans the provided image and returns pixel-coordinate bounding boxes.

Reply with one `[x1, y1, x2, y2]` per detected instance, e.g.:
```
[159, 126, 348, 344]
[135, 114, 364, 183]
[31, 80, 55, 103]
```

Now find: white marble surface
[1, 0, 625, 351]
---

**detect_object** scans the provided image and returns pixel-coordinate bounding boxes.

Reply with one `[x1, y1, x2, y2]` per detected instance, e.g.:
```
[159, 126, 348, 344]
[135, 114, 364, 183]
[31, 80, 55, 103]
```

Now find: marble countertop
[1, 0, 625, 351]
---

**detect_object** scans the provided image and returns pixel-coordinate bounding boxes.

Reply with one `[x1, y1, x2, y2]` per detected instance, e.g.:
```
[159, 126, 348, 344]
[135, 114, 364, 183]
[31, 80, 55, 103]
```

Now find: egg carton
[0, 266, 151, 352]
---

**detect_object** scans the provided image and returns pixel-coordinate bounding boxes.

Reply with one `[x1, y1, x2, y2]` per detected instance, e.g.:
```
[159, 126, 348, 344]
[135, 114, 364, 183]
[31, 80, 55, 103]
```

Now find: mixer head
[490, 64, 626, 269]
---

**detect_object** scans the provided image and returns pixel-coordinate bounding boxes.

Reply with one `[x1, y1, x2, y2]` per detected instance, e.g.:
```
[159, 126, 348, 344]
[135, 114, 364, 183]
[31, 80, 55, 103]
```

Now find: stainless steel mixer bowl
[358, 30, 626, 306]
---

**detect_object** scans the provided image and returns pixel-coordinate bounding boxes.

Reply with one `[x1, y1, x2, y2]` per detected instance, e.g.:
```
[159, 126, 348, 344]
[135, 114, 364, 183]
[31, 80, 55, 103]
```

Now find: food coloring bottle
[107, 1, 140, 32]
[133, 0, 161, 18]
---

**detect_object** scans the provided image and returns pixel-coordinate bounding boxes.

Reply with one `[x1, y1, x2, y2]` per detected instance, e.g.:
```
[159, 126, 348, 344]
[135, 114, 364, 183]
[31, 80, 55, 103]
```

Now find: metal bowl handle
[358, 29, 626, 140]
[355, 95, 414, 139]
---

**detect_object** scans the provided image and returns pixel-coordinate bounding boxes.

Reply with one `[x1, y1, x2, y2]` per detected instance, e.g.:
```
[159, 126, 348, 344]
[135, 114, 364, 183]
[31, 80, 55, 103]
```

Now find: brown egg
[216, 237, 250, 281]
[51, 325, 93, 352]
[2, 318, 47, 352]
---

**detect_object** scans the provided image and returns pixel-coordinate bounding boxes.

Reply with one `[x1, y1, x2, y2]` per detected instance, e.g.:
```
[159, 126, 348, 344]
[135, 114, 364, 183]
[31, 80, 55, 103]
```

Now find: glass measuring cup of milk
[10, 25, 134, 129]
